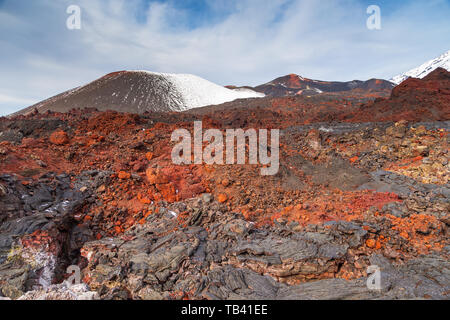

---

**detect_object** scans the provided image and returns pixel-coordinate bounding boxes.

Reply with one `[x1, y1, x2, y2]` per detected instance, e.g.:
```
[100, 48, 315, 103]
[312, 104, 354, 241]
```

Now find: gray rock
[202, 193, 213, 203]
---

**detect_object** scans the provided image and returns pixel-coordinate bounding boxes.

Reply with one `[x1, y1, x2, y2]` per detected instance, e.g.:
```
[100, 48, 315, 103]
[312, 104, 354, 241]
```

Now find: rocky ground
[0, 73, 449, 300]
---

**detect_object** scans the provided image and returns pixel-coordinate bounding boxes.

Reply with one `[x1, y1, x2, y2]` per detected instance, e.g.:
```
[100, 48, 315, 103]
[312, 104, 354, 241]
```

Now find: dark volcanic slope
[12, 71, 185, 116]
[254, 74, 395, 97]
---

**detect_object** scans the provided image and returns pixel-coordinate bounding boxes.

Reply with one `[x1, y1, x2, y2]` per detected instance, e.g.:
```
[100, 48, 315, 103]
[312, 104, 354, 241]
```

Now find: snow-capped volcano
[390, 50, 450, 85]
[12, 71, 264, 116]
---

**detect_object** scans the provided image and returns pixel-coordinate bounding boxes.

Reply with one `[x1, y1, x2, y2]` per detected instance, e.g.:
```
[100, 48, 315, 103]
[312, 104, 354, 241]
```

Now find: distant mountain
[11, 71, 264, 116]
[390, 50, 450, 85]
[253, 74, 394, 97]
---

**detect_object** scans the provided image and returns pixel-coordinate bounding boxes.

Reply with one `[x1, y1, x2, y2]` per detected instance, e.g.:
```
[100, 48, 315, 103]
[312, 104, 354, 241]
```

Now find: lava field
[0, 69, 449, 300]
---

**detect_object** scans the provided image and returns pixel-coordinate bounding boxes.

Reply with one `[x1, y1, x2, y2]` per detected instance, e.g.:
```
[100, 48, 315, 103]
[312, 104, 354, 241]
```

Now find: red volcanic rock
[422, 67, 450, 81]
[132, 160, 146, 172]
[155, 183, 177, 203]
[86, 111, 142, 135]
[146, 168, 169, 185]
[146, 165, 206, 202]
[285, 74, 303, 88]
[145, 152, 154, 161]
[49, 130, 69, 145]
[391, 67, 450, 100]
[145, 168, 158, 185]
[179, 183, 205, 199]
[217, 194, 228, 203]
[118, 171, 131, 180]
[351, 67, 450, 122]
[21, 137, 40, 148]
[391, 77, 440, 98]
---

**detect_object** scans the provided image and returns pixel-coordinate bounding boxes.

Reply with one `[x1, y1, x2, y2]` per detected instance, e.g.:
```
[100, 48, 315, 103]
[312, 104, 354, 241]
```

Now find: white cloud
[0, 93, 37, 116]
[0, 93, 36, 105]
[0, 0, 449, 115]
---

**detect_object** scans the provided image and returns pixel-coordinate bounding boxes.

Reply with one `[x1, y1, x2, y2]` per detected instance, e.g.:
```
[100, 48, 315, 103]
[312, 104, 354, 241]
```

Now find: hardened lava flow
[0, 68, 449, 300]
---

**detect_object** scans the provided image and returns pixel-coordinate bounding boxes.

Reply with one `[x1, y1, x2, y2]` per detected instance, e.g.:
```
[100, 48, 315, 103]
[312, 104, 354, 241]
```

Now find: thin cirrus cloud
[0, 0, 449, 116]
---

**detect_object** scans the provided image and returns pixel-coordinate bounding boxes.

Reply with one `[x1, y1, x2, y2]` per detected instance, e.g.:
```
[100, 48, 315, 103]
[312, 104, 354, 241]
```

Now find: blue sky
[0, 0, 449, 115]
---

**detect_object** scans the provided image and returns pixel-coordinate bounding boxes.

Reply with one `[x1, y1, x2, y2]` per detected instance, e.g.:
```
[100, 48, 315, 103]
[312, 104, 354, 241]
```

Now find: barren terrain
[0, 69, 448, 300]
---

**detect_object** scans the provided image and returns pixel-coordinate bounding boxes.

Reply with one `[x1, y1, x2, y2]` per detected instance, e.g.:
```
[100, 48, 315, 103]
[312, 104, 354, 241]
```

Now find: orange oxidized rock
[218, 194, 228, 203]
[221, 179, 230, 187]
[375, 241, 382, 250]
[366, 239, 376, 248]
[49, 130, 69, 145]
[118, 171, 131, 180]
[146, 168, 169, 185]
[146, 168, 158, 184]
[399, 231, 409, 239]
[156, 183, 177, 203]
[138, 196, 152, 204]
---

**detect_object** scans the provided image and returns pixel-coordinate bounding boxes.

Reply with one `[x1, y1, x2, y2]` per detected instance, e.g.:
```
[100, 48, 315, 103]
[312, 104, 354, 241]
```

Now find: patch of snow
[230, 87, 262, 95]
[313, 87, 323, 94]
[169, 210, 178, 218]
[129, 71, 264, 110]
[319, 126, 334, 133]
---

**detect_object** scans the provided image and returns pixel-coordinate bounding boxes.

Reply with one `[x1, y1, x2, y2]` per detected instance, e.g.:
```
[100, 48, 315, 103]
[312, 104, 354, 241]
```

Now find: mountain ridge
[251, 74, 395, 97]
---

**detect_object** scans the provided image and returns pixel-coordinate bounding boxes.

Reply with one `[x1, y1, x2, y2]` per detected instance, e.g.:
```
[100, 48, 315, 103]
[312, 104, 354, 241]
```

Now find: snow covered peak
[390, 50, 450, 85]
[13, 70, 265, 116]
[127, 70, 264, 110]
